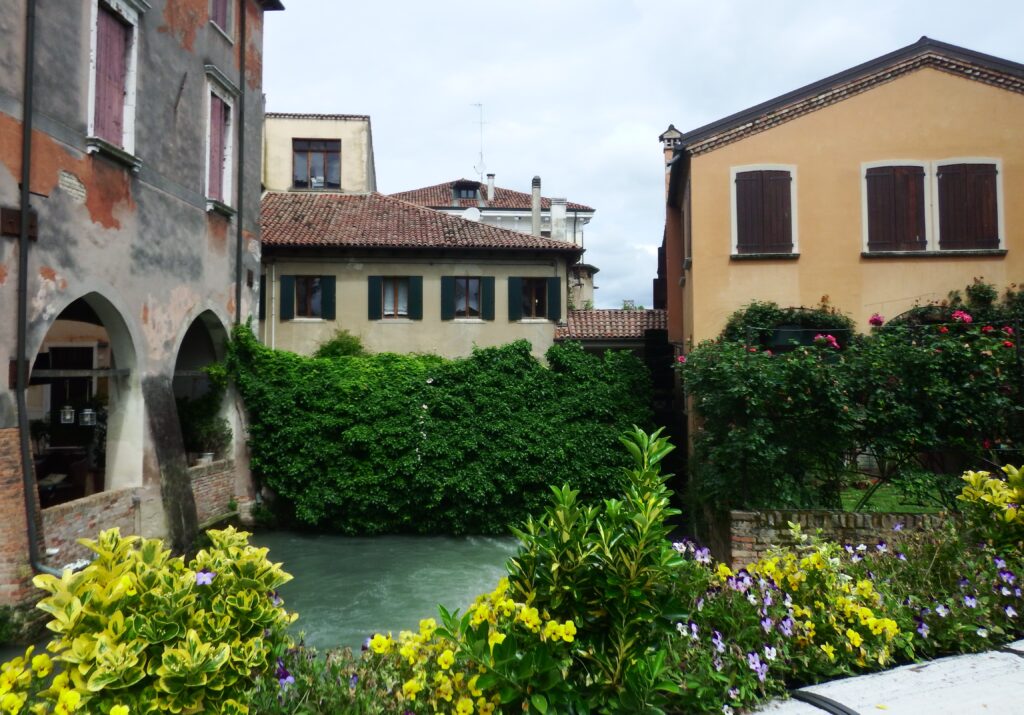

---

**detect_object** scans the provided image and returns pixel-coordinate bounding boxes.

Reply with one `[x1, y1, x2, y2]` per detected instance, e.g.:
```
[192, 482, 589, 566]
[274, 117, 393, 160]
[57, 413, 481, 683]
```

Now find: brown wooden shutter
[208, 94, 224, 201]
[938, 163, 999, 250]
[95, 6, 129, 146]
[735, 171, 764, 254]
[763, 170, 793, 252]
[866, 166, 926, 252]
[736, 170, 792, 254]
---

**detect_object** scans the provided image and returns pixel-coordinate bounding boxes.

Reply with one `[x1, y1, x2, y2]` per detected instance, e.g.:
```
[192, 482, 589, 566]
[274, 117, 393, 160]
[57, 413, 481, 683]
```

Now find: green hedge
[227, 326, 652, 534]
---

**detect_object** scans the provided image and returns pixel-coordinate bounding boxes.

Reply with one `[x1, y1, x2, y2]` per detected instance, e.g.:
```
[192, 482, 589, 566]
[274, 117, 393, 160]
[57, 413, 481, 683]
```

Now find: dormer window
[453, 181, 479, 199]
[293, 139, 341, 190]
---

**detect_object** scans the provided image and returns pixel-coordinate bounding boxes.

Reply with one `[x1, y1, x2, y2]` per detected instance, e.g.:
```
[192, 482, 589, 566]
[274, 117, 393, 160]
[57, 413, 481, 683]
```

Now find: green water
[251, 532, 519, 651]
[0, 532, 518, 663]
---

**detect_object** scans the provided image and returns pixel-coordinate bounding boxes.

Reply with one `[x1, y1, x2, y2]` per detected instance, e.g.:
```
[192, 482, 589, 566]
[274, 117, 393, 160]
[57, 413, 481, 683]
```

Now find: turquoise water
[250, 532, 519, 651]
[0, 532, 518, 662]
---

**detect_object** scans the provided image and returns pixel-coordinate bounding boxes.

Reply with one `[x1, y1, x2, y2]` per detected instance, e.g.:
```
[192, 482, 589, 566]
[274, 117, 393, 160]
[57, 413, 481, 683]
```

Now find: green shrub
[5, 527, 294, 714]
[720, 300, 855, 347]
[684, 305, 1024, 511]
[313, 329, 366, 359]
[226, 325, 652, 534]
[177, 366, 232, 457]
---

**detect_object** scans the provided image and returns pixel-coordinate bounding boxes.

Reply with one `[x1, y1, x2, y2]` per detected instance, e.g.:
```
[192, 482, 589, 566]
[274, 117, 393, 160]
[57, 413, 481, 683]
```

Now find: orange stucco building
[657, 37, 1024, 350]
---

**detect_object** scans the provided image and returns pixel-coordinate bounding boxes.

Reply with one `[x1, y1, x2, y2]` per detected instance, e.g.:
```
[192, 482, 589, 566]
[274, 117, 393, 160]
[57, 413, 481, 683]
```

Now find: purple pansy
[195, 569, 215, 586]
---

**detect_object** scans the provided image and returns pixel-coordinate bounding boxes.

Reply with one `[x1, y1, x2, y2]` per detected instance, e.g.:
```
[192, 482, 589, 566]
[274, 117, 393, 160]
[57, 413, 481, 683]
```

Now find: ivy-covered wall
[227, 326, 653, 534]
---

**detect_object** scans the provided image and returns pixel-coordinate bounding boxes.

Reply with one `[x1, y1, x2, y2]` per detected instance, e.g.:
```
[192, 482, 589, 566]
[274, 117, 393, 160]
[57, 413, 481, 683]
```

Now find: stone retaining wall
[188, 459, 236, 527]
[711, 509, 946, 569]
[0, 428, 36, 606]
[41, 489, 139, 568]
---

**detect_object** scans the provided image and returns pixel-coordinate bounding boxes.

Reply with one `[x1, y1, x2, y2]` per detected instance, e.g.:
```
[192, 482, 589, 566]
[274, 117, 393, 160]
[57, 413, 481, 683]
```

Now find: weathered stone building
[0, 0, 282, 607]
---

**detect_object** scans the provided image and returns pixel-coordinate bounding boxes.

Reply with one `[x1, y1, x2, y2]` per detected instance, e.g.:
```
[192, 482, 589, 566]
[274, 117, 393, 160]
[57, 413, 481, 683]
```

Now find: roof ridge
[678, 38, 1024, 154]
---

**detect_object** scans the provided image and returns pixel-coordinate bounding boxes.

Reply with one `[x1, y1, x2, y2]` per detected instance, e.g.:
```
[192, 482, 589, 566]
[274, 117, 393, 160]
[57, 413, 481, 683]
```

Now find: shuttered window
[208, 93, 229, 202]
[866, 166, 926, 252]
[94, 4, 129, 147]
[734, 170, 793, 254]
[937, 163, 999, 250]
[441, 276, 494, 321]
[368, 276, 423, 320]
[280, 275, 335, 320]
[508, 277, 562, 321]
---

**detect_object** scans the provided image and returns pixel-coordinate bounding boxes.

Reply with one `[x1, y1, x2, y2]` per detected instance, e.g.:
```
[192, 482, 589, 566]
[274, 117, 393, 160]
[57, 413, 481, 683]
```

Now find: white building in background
[389, 176, 594, 247]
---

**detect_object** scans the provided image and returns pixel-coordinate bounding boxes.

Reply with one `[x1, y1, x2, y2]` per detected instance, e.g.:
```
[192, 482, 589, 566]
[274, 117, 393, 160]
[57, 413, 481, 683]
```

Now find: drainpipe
[233, 0, 247, 325]
[16, 0, 60, 577]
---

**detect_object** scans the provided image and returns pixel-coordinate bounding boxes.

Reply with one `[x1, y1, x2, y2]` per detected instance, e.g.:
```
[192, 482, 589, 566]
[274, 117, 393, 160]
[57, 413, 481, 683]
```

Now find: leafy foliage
[226, 324, 652, 534]
[313, 329, 366, 359]
[720, 300, 855, 347]
[176, 366, 232, 457]
[5, 527, 294, 714]
[684, 294, 1024, 510]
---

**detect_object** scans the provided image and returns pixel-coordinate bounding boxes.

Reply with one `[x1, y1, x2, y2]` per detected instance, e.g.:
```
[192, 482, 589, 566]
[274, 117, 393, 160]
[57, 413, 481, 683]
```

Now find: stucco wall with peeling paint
[0, 0, 273, 582]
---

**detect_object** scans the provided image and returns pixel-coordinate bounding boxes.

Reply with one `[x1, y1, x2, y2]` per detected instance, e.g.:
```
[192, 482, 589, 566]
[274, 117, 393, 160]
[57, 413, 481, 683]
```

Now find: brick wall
[711, 509, 946, 569]
[41, 489, 139, 568]
[189, 459, 236, 527]
[0, 427, 36, 606]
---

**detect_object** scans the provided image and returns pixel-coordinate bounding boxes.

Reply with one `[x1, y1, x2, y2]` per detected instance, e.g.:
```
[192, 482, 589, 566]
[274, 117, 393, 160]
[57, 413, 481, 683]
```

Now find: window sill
[290, 317, 325, 323]
[453, 318, 486, 323]
[210, 21, 234, 44]
[206, 199, 236, 218]
[862, 249, 1006, 258]
[730, 252, 799, 261]
[516, 318, 551, 324]
[86, 137, 142, 174]
[289, 187, 344, 193]
[377, 317, 415, 323]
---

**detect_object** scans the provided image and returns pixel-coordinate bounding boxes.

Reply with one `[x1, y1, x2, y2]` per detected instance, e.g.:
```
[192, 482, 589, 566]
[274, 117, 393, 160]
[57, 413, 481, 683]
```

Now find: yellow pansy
[403, 677, 423, 700]
[846, 629, 863, 648]
[820, 643, 836, 661]
[456, 696, 475, 715]
[369, 633, 393, 654]
[438, 649, 455, 670]
[561, 620, 577, 642]
[488, 630, 506, 652]
[419, 618, 438, 638]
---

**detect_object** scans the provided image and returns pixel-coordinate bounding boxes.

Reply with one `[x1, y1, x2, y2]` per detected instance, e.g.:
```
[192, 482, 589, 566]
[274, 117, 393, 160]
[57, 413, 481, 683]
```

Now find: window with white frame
[88, 0, 144, 155]
[210, 0, 231, 37]
[204, 68, 238, 210]
[862, 159, 1002, 253]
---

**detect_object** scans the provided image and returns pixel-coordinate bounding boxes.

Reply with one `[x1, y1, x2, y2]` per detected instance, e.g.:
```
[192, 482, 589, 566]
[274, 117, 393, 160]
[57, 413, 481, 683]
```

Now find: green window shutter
[440, 276, 455, 320]
[320, 275, 336, 320]
[481, 276, 495, 321]
[507, 277, 523, 321]
[367, 276, 383, 320]
[258, 274, 266, 320]
[546, 277, 561, 322]
[408, 276, 423, 320]
[280, 275, 295, 320]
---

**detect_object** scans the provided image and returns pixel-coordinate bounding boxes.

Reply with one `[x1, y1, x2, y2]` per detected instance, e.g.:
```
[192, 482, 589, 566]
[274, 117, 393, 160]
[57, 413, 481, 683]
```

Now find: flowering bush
[958, 465, 1024, 547]
[2, 527, 294, 714]
[685, 297, 1023, 511]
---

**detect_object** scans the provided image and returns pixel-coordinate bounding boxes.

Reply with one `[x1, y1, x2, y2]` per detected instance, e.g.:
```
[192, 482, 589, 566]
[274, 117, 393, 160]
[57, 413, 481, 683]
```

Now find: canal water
[250, 531, 519, 651]
[1, 532, 519, 663]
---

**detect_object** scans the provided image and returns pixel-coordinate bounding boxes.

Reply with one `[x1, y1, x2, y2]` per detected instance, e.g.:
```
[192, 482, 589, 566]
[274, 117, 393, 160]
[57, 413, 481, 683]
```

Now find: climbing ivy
[226, 325, 652, 534]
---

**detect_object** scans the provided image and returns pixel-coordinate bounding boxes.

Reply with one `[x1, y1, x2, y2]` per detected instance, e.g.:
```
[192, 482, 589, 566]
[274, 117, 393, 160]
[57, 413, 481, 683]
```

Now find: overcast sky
[262, 1, 1024, 309]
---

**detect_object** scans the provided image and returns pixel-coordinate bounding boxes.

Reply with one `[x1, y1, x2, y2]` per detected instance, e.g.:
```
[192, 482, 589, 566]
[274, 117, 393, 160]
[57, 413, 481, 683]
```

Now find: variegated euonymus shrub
[13, 527, 294, 714]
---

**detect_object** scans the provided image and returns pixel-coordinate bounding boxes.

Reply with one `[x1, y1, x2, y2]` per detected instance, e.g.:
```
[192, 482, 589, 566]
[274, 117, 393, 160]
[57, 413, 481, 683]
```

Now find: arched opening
[27, 293, 140, 507]
[173, 311, 232, 465]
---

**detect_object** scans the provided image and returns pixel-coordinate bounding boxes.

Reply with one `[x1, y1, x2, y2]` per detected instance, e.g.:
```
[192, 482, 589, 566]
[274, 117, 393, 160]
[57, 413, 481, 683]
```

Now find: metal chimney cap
[531, 176, 541, 187]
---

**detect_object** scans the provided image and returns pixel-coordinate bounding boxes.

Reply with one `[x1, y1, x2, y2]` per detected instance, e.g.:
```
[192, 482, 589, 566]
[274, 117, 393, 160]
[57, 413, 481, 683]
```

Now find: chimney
[659, 124, 683, 197]
[531, 176, 541, 236]
[550, 198, 567, 242]
[486, 173, 495, 202]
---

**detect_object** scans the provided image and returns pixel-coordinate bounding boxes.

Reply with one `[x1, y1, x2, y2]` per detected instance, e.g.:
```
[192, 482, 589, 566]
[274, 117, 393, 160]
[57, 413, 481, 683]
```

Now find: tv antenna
[472, 103, 486, 180]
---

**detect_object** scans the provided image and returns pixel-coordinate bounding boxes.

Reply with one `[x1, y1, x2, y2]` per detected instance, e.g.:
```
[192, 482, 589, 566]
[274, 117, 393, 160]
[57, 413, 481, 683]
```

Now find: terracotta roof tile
[389, 179, 594, 212]
[555, 309, 668, 341]
[266, 112, 370, 121]
[260, 191, 584, 253]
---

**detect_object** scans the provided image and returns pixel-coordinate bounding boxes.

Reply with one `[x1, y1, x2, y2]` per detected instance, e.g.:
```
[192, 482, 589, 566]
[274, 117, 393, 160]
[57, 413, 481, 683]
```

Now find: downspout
[233, 0, 247, 325]
[16, 0, 60, 577]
